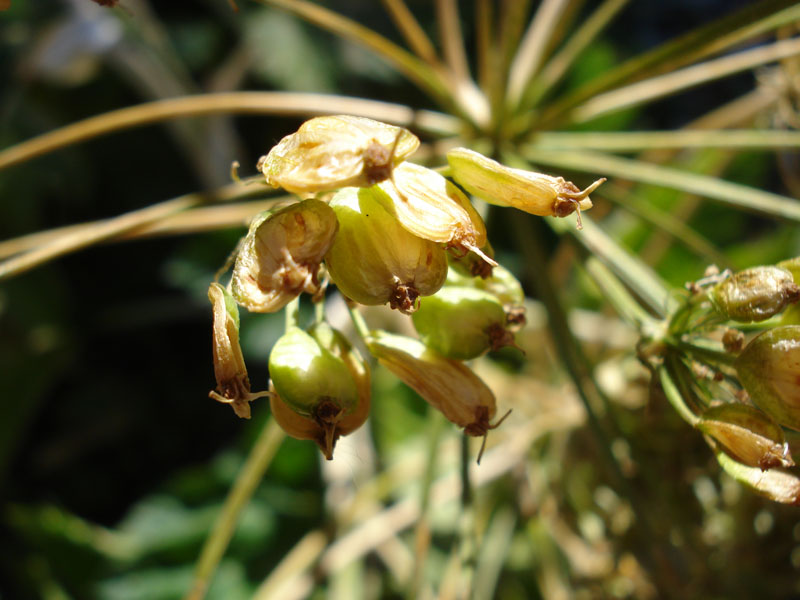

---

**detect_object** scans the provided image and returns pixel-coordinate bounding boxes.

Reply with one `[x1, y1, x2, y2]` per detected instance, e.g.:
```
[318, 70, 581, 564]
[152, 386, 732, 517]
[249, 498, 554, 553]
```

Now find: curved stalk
[184, 417, 285, 600]
[0, 92, 458, 172]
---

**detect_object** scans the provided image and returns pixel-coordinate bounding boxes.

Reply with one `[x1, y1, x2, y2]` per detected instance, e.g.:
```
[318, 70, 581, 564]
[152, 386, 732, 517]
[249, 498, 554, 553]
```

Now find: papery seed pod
[257, 115, 420, 195]
[208, 283, 270, 418]
[446, 147, 604, 227]
[412, 287, 517, 360]
[366, 331, 508, 461]
[375, 162, 495, 266]
[269, 326, 358, 430]
[736, 326, 800, 430]
[697, 403, 794, 470]
[269, 322, 371, 459]
[713, 443, 800, 505]
[325, 187, 447, 314]
[710, 266, 800, 323]
[231, 199, 338, 313]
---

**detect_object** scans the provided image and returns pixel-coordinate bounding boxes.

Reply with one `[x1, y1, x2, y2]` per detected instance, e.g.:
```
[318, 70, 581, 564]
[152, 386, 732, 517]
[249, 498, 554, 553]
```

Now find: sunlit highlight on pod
[258, 115, 420, 195]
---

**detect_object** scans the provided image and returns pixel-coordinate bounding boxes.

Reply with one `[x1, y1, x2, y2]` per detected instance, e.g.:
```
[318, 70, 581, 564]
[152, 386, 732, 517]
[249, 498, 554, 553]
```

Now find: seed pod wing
[258, 115, 420, 195]
[231, 199, 338, 313]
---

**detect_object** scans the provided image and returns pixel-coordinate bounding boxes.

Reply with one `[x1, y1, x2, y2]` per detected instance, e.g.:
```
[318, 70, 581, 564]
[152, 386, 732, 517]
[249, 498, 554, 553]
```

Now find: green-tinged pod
[736, 326, 800, 430]
[446, 147, 604, 227]
[257, 115, 420, 195]
[269, 326, 358, 423]
[366, 331, 507, 461]
[325, 187, 447, 314]
[269, 322, 371, 459]
[446, 263, 527, 328]
[208, 283, 270, 418]
[697, 403, 793, 470]
[374, 162, 494, 267]
[412, 287, 517, 360]
[710, 266, 800, 322]
[231, 199, 338, 313]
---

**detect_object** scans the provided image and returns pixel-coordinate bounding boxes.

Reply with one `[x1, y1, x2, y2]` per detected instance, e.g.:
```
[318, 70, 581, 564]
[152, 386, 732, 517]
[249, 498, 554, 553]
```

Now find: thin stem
[572, 36, 800, 123]
[346, 301, 371, 343]
[0, 189, 277, 259]
[507, 0, 571, 106]
[531, 129, 800, 151]
[184, 418, 285, 600]
[583, 256, 660, 333]
[381, 0, 441, 66]
[407, 411, 445, 600]
[523, 147, 800, 223]
[0, 92, 459, 172]
[676, 339, 738, 367]
[285, 297, 300, 331]
[520, 0, 630, 111]
[436, 0, 471, 83]
[254, 0, 457, 117]
[658, 360, 701, 427]
[0, 184, 277, 281]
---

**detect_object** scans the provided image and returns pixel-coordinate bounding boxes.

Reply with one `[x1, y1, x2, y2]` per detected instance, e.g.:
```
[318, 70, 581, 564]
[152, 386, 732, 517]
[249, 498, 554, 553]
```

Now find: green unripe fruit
[736, 326, 800, 431]
[412, 287, 514, 360]
[325, 186, 447, 314]
[269, 327, 358, 420]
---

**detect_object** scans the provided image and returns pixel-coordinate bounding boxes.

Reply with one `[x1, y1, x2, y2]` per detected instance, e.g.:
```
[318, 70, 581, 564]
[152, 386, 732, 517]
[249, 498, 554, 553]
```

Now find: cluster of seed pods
[207, 115, 604, 460]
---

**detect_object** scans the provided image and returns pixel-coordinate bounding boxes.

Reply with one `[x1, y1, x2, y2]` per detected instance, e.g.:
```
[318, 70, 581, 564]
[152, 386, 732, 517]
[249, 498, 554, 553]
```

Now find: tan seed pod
[446, 147, 604, 228]
[231, 199, 338, 313]
[325, 187, 447, 314]
[366, 331, 508, 461]
[208, 282, 270, 418]
[698, 403, 794, 470]
[258, 115, 420, 195]
[375, 162, 495, 266]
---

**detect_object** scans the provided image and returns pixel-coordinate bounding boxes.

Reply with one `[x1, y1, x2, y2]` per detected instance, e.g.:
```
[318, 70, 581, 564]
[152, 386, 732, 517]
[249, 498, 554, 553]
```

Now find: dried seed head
[698, 403, 794, 470]
[375, 162, 494, 266]
[268, 326, 359, 421]
[710, 266, 800, 323]
[207, 282, 269, 418]
[231, 199, 338, 313]
[258, 115, 420, 195]
[325, 187, 447, 314]
[269, 322, 371, 459]
[446, 147, 604, 228]
[367, 331, 506, 460]
[736, 325, 800, 430]
[412, 287, 518, 360]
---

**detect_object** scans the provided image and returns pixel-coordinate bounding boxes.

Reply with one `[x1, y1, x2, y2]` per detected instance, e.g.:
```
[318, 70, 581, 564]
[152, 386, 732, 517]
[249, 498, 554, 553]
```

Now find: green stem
[407, 411, 446, 600]
[285, 297, 300, 331]
[675, 339, 738, 367]
[346, 301, 371, 343]
[658, 357, 701, 427]
[583, 256, 660, 334]
[184, 418, 285, 600]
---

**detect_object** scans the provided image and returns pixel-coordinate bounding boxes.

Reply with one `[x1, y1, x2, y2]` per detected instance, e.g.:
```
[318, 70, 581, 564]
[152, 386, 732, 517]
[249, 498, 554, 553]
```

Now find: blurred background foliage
[2, 0, 800, 598]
